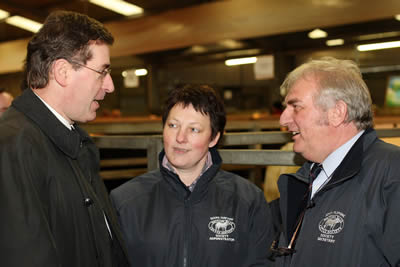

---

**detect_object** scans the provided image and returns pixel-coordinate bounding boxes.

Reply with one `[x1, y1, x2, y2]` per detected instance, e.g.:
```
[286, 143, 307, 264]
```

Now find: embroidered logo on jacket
[317, 211, 345, 244]
[208, 216, 236, 242]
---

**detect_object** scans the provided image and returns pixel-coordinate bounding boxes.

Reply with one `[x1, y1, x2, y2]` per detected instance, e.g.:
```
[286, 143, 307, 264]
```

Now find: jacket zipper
[183, 199, 190, 267]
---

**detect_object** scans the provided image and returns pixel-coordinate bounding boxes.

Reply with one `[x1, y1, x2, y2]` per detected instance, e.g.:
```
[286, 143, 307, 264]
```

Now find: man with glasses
[0, 11, 128, 267]
[272, 57, 400, 266]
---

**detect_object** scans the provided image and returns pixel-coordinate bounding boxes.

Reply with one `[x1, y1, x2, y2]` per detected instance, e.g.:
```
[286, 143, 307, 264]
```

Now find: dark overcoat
[0, 89, 129, 267]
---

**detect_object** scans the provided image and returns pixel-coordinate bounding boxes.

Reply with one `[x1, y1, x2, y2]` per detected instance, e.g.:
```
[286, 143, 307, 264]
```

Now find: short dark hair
[0, 88, 5, 94]
[162, 84, 226, 142]
[22, 10, 114, 90]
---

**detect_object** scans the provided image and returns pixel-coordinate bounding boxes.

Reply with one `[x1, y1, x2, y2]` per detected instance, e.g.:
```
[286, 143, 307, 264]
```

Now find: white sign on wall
[254, 55, 274, 80]
[123, 69, 139, 88]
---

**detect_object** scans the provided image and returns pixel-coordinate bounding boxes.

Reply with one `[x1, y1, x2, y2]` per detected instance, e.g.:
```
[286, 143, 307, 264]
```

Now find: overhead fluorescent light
[5, 16, 42, 33]
[308, 28, 327, 39]
[89, 0, 143, 16]
[225, 57, 257, 66]
[135, 69, 148, 76]
[357, 41, 400, 51]
[122, 68, 148, 77]
[395, 14, 400, 21]
[218, 39, 244, 49]
[190, 45, 207, 53]
[356, 32, 400, 41]
[326, 39, 344, 46]
[0, 9, 10, 20]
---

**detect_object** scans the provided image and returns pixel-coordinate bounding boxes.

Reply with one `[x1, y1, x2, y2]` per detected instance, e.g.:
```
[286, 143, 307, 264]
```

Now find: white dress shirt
[311, 130, 365, 198]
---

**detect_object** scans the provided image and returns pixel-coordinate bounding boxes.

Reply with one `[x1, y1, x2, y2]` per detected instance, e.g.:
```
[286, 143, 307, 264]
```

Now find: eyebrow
[168, 117, 203, 126]
[101, 63, 111, 70]
[286, 98, 300, 106]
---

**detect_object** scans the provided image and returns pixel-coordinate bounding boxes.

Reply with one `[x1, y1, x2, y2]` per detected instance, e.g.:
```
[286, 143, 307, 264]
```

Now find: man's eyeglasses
[70, 61, 111, 79]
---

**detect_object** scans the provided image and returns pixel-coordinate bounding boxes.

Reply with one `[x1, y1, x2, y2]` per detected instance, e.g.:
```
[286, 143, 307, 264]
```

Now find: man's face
[280, 77, 331, 162]
[63, 43, 114, 123]
[0, 92, 13, 116]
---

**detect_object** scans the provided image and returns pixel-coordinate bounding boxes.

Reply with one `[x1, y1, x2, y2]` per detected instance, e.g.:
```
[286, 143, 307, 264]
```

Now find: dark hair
[0, 88, 5, 93]
[22, 10, 114, 90]
[162, 84, 226, 142]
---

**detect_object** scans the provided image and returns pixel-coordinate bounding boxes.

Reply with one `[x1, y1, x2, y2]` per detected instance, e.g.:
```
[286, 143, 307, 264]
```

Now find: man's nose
[279, 107, 291, 127]
[102, 73, 114, 93]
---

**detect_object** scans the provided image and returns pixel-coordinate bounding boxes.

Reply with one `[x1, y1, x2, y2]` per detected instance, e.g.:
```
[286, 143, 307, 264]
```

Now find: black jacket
[274, 128, 400, 267]
[111, 148, 275, 267]
[0, 89, 129, 267]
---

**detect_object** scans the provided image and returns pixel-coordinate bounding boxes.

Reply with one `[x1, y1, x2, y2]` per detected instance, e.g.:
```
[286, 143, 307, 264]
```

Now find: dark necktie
[308, 163, 322, 207]
[309, 163, 323, 183]
[269, 163, 324, 257]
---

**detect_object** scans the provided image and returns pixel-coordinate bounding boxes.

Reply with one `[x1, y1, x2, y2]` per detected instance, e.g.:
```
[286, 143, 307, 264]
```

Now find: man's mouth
[292, 131, 300, 137]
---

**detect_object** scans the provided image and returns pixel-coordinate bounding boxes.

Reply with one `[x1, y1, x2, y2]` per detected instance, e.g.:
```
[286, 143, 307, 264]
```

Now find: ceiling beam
[1, 0, 400, 74]
[107, 0, 400, 57]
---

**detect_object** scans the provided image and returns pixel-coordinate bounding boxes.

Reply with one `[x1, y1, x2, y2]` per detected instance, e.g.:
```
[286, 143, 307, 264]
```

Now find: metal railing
[93, 129, 400, 176]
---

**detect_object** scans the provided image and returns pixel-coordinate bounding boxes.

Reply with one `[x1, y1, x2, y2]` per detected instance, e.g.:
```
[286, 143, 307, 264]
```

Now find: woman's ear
[52, 59, 70, 87]
[328, 100, 348, 127]
[209, 132, 221, 148]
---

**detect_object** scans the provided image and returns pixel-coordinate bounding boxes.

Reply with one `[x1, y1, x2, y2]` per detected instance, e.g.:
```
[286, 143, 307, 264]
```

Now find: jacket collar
[159, 146, 222, 202]
[287, 127, 376, 187]
[278, 128, 377, 240]
[320, 127, 376, 190]
[12, 89, 90, 159]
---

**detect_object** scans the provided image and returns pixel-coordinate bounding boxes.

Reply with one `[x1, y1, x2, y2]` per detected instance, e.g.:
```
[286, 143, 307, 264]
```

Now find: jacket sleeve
[0, 142, 60, 267]
[245, 191, 276, 267]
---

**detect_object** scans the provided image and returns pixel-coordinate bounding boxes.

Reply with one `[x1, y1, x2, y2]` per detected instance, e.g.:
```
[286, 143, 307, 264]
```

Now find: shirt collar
[162, 151, 213, 192]
[33, 91, 75, 130]
[321, 129, 365, 178]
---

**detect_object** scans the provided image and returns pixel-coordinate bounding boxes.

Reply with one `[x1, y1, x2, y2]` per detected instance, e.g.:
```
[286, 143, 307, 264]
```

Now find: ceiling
[0, 0, 216, 43]
[1, 0, 400, 72]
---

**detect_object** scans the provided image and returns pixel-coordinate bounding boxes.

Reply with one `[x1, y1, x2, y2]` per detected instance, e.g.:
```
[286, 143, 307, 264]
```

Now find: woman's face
[163, 103, 220, 174]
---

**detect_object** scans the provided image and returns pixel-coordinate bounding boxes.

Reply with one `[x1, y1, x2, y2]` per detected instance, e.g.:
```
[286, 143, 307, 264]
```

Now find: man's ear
[52, 59, 70, 87]
[328, 100, 348, 127]
[209, 132, 221, 148]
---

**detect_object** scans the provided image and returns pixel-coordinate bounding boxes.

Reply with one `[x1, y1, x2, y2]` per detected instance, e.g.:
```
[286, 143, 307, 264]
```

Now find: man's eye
[293, 105, 302, 111]
[191, 128, 200, 133]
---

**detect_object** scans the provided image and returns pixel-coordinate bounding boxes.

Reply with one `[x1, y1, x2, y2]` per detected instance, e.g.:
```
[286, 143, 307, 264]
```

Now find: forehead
[87, 43, 110, 64]
[168, 103, 210, 122]
[284, 77, 318, 105]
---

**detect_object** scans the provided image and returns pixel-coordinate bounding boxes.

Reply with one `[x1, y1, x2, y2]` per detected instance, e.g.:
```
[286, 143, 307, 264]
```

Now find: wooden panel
[107, 0, 400, 57]
[2, 0, 400, 74]
[0, 39, 28, 73]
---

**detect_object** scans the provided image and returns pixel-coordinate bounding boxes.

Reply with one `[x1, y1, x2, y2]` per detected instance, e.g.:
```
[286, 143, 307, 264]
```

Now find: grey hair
[280, 57, 373, 130]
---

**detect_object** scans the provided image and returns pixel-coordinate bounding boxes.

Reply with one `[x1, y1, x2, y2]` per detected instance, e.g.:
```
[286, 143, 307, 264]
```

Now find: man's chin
[292, 143, 304, 155]
[75, 113, 97, 123]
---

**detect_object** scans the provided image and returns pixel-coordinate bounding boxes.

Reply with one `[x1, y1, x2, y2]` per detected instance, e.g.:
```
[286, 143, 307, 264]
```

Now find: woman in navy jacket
[111, 84, 275, 267]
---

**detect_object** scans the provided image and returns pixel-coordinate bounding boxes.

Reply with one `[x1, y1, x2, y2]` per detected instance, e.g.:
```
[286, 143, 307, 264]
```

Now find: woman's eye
[191, 128, 200, 133]
[168, 123, 177, 128]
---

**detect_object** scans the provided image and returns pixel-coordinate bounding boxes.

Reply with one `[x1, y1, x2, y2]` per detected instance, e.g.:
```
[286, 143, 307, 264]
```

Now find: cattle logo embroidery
[208, 216, 236, 242]
[317, 211, 345, 244]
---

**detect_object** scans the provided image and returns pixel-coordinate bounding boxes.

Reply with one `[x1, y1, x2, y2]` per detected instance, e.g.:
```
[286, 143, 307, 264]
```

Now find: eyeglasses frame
[69, 60, 111, 79]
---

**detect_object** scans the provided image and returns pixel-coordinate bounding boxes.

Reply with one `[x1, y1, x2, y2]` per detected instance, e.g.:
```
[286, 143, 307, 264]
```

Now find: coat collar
[159, 146, 222, 202]
[12, 89, 90, 159]
[278, 128, 377, 241]
[285, 128, 376, 187]
[318, 127, 376, 191]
